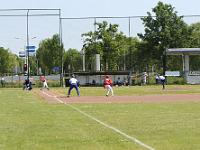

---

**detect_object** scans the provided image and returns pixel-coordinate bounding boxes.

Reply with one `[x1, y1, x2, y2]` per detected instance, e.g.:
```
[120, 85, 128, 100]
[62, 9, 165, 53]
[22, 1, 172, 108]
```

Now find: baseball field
[1, 85, 200, 150]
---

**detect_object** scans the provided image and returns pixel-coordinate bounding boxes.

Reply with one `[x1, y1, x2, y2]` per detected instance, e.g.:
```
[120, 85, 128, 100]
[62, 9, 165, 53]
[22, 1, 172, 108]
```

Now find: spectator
[1, 76, 5, 87]
[142, 72, 148, 85]
[92, 79, 96, 85]
[124, 79, 129, 86]
[116, 77, 122, 86]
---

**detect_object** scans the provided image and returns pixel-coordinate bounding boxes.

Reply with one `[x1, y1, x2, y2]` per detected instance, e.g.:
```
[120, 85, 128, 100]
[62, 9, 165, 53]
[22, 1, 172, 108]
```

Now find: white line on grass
[43, 91, 155, 150]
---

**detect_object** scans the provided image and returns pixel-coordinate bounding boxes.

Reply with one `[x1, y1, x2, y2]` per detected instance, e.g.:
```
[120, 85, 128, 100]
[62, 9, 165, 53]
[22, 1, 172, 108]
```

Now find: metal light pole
[59, 9, 63, 87]
[26, 9, 30, 80]
[162, 48, 167, 76]
[126, 17, 131, 71]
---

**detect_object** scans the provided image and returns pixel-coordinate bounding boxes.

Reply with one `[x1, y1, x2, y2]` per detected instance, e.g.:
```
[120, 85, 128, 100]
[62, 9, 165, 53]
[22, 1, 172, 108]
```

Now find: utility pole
[26, 9, 30, 80]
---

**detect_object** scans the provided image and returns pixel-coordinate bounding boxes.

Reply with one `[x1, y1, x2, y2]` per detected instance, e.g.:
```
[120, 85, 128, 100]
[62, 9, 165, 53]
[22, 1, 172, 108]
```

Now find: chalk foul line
[42, 91, 155, 150]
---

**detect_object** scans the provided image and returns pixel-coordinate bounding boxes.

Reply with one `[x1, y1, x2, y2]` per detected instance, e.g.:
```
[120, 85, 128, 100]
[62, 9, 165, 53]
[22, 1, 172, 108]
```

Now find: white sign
[189, 71, 200, 76]
[165, 71, 180, 76]
[19, 51, 26, 57]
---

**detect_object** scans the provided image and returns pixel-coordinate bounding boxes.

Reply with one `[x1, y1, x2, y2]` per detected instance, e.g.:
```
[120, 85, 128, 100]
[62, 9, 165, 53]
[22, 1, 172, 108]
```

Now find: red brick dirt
[36, 89, 200, 104]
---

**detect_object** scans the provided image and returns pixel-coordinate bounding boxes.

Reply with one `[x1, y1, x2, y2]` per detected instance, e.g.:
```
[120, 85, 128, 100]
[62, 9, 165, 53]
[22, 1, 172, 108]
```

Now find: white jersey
[159, 76, 165, 80]
[69, 78, 78, 85]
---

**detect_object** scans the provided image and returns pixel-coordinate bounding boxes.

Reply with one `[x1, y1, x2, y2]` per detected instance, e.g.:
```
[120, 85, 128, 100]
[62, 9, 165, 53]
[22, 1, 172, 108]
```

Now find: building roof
[166, 48, 200, 55]
[64, 71, 131, 77]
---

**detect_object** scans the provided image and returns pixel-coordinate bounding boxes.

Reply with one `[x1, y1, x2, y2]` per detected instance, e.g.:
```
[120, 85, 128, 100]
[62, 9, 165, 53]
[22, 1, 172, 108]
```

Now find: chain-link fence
[1, 10, 200, 85]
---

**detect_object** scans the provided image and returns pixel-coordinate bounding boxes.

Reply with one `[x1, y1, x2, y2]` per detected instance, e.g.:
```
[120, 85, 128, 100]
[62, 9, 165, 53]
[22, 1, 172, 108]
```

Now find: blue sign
[26, 46, 36, 50]
[52, 66, 60, 72]
[26, 45, 36, 53]
[27, 49, 35, 53]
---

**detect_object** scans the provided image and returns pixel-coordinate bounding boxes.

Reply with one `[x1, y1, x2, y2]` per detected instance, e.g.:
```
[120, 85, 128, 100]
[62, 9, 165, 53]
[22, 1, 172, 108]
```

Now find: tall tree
[189, 22, 200, 48]
[8, 53, 19, 74]
[0, 47, 10, 74]
[96, 21, 119, 70]
[36, 34, 63, 74]
[138, 1, 191, 72]
[63, 48, 82, 73]
[82, 21, 131, 71]
[188, 22, 200, 70]
[0, 47, 21, 74]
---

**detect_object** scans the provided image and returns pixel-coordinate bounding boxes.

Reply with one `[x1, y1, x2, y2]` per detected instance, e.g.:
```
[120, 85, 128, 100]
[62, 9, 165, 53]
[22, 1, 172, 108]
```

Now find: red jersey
[40, 76, 45, 82]
[104, 78, 113, 86]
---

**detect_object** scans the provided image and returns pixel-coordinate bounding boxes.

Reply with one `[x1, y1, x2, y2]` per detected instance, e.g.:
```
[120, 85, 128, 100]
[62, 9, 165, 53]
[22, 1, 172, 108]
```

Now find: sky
[0, 0, 200, 54]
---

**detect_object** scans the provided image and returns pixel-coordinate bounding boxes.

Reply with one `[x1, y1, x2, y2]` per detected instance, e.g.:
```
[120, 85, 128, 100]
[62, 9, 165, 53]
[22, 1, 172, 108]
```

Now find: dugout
[166, 48, 200, 84]
[64, 71, 132, 86]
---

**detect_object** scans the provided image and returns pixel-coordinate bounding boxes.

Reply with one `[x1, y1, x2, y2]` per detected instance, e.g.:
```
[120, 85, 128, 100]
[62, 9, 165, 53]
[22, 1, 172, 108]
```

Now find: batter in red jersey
[104, 75, 114, 96]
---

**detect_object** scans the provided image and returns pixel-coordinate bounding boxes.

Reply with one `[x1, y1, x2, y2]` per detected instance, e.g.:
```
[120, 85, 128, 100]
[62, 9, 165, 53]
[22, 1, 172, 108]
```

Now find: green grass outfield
[0, 85, 200, 150]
